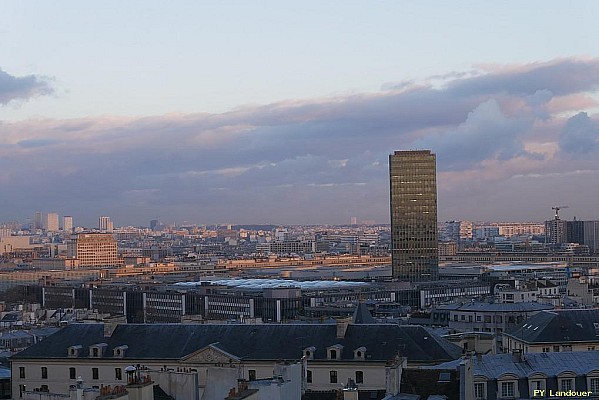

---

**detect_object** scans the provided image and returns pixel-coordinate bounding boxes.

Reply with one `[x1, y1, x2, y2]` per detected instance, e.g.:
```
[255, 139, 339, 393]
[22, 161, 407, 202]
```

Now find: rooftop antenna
[551, 206, 569, 220]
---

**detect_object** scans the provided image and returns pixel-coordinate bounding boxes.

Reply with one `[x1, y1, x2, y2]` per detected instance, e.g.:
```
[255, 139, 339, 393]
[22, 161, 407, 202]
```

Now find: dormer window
[113, 345, 128, 358]
[89, 343, 108, 358]
[327, 344, 343, 360]
[68, 345, 83, 358]
[303, 346, 316, 360]
[354, 347, 366, 360]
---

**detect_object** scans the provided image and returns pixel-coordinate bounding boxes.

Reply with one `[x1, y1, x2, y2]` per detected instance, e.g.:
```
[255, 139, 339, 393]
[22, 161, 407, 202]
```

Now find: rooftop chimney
[336, 317, 352, 339]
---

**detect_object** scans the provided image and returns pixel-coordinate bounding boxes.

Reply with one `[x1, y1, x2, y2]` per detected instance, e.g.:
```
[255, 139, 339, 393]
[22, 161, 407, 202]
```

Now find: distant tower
[45, 212, 60, 232]
[63, 216, 74, 232]
[98, 216, 114, 232]
[33, 211, 43, 230]
[350, 216, 357, 225]
[389, 150, 438, 281]
[150, 219, 159, 231]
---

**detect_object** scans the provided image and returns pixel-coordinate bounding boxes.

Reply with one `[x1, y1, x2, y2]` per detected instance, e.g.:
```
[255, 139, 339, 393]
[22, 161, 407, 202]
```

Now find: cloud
[0, 69, 53, 105]
[558, 112, 599, 155]
[2, 57, 599, 224]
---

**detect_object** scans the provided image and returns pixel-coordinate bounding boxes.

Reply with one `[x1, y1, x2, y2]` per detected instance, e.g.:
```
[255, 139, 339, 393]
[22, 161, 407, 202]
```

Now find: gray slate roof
[473, 351, 599, 379]
[504, 309, 599, 343]
[12, 323, 462, 363]
[437, 302, 553, 313]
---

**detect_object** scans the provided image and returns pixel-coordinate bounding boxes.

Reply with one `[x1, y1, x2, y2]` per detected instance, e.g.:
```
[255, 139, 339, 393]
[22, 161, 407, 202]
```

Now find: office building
[389, 150, 438, 281]
[44, 212, 59, 232]
[62, 216, 73, 232]
[99, 216, 114, 232]
[66, 233, 119, 268]
[33, 212, 43, 230]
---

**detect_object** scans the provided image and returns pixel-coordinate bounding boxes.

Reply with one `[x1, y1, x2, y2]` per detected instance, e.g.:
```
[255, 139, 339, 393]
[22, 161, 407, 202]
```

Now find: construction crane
[551, 205, 569, 220]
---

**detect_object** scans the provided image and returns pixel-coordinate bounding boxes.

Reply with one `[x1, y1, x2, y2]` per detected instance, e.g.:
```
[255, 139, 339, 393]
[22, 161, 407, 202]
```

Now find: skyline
[1, 3, 599, 226]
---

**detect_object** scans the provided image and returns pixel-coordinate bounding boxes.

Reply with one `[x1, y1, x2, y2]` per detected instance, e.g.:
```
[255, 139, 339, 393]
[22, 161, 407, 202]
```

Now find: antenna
[551, 206, 569, 220]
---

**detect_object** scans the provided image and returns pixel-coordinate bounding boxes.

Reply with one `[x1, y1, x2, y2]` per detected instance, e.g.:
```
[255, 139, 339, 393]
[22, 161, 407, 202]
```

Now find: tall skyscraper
[63, 216, 73, 232]
[44, 212, 60, 232]
[33, 211, 43, 230]
[389, 150, 438, 281]
[98, 216, 114, 232]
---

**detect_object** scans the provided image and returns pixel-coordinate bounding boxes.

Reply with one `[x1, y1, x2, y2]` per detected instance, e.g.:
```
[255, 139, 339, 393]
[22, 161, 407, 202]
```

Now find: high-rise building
[545, 219, 567, 244]
[389, 150, 438, 281]
[66, 233, 119, 267]
[99, 216, 114, 232]
[44, 212, 60, 232]
[584, 221, 599, 254]
[33, 211, 43, 230]
[63, 216, 73, 232]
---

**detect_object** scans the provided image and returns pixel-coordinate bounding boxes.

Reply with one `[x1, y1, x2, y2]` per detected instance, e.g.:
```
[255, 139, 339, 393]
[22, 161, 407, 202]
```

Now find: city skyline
[1, 3, 599, 226]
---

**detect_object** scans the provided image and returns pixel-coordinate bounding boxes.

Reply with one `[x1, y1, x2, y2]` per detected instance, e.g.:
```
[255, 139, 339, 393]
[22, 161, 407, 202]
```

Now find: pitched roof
[13, 323, 461, 363]
[352, 302, 376, 324]
[473, 351, 599, 379]
[439, 302, 553, 313]
[504, 309, 599, 343]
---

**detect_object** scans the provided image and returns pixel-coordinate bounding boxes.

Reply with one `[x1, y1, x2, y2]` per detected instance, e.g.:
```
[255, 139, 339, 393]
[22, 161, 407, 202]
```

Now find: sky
[1, 1, 599, 226]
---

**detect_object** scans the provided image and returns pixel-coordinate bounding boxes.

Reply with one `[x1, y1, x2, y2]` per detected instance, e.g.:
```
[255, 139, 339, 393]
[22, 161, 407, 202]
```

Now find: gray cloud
[0, 69, 52, 105]
[558, 112, 599, 155]
[2, 58, 599, 225]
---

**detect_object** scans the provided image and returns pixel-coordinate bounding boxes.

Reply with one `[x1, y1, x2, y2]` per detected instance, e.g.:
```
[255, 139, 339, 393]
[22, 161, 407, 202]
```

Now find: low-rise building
[11, 316, 460, 398]
[502, 308, 599, 353]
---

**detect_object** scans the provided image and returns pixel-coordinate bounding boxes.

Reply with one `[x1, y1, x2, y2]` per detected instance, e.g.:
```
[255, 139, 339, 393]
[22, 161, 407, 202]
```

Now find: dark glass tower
[389, 150, 438, 281]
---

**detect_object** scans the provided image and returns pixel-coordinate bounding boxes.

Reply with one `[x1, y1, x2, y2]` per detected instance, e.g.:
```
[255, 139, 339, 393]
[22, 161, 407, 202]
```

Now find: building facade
[62, 216, 73, 232]
[44, 213, 59, 232]
[66, 233, 119, 268]
[389, 150, 438, 281]
[10, 321, 460, 398]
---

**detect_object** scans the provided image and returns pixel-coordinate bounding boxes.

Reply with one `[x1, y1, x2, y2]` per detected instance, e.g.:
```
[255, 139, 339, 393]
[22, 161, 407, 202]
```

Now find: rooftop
[13, 323, 461, 364]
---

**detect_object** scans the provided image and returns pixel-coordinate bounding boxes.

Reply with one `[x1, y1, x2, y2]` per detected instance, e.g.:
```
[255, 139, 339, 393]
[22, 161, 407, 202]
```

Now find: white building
[11, 312, 460, 398]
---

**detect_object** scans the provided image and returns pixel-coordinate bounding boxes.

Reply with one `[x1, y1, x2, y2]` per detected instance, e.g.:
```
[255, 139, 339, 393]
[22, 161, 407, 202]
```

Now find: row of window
[474, 378, 599, 399]
[19, 367, 122, 381]
[305, 370, 364, 384]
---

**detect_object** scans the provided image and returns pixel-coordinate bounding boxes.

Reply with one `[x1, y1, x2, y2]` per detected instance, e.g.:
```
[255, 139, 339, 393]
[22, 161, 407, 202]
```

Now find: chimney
[511, 349, 523, 363]
[103, 315, 127, 337]
[336, 317, 352, 339]
[343, 379, 359, 400]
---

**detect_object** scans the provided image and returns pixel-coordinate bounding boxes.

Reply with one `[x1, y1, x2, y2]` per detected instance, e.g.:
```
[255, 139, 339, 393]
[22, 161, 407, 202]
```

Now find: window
[70, 368, 76, 379]
[530, 380, 544, 396]
[19, 367, 25, 379]
[306, 370, 312, 383]
[476, 315, 481, 322]
[560, 379, 573, 391]
[562, 345, 572, 352]
[41, 367, 48, 379]
[248, 370, 256, 381]
[542, 347, 550, 352]
[355, 371, 363, 384]
[330, 349, 337, 359]
[92, 368, 99, 380]
[330, 370, 337, 383]
[115, 368, 122, 381]
[468, 316, 473, 322]
[500, 381, 515, 398]
[553, 346, 560, 352]
[92, 348, 99, 357]
[454, 315, 458, 321]
[590, 378, 599, 393]
[474, 382, 485, 399]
